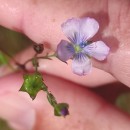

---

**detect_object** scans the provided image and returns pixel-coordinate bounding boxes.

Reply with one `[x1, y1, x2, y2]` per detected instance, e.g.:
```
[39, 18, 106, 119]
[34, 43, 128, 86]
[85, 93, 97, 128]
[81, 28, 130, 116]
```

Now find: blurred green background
[0, 26, 33, 56]
[0, 26, 130, 130]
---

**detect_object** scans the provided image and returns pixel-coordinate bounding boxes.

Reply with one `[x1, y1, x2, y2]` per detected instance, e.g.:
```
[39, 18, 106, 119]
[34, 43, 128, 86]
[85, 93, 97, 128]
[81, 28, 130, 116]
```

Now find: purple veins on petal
[83, 41, 110, 61]
[61, 17, 99, 44]
[72, 53, 92, 76]
[61, 18, 80, 43]
[56, 17, 110, 76]
[56, 40, 75, 62]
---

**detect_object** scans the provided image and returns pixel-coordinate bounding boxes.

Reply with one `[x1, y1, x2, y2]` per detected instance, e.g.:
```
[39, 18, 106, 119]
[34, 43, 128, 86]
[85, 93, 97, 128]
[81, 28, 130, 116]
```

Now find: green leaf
[116, 92, 130, 114]
[20, 73, 47, 100]
[0, 118, 14, 130]
[54, 103, 69, 117]
[0, 51, 9, 65]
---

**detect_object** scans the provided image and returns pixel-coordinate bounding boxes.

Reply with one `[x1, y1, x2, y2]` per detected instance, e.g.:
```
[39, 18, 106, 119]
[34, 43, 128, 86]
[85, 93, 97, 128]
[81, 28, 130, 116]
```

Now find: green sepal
[20, 73, 47, 100]
[54, 103, 69, 117]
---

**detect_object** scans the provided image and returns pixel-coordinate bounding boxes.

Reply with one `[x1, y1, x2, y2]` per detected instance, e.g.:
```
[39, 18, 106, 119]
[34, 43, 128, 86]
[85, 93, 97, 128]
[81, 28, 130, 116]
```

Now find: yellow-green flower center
[74, 45, 82, 53]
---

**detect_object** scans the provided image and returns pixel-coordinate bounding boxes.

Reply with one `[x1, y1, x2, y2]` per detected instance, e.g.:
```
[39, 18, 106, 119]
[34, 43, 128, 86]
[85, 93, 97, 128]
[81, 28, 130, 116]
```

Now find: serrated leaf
[54, 103, 69, 117]
[20, 73, 47, 100]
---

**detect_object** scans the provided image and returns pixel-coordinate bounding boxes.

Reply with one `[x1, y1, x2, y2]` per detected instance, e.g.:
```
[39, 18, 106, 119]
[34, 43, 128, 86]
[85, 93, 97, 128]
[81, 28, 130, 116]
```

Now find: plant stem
[34, 53, 38, 72]
[23, 53, 56, 66]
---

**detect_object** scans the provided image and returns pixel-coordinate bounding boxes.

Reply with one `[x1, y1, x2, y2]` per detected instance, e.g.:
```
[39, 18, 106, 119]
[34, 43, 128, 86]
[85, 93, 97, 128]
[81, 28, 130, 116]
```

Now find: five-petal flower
[56, 17, 110, 75]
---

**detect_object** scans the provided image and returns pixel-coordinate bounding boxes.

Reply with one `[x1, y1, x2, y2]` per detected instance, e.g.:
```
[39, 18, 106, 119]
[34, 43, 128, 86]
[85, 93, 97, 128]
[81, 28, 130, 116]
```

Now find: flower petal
[79, 17, 99, 42]
[56, 40, 75, 62]
[84, 41, 110, 61]
[72, 53, 92, 75]
[61, 17, 99, 44]
[61, 18, 80, 43]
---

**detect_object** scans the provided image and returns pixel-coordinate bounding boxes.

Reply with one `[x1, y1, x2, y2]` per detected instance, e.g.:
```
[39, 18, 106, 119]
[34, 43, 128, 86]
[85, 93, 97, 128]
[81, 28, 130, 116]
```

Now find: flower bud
[33, 44, 44, 54]
[54, 103, 69, 117]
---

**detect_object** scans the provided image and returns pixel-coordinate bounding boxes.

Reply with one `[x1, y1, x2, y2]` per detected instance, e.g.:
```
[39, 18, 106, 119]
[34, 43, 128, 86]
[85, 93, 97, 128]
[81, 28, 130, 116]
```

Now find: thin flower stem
[34, 53, 38, 72]
[42, 84, 57, 107]
[46, 90, 57, 107]
[23, 53, 56, 66]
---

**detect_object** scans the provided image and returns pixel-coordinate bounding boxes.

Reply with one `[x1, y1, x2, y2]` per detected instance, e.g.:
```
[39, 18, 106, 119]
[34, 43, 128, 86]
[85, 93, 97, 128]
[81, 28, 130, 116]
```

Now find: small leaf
[20, 73, 47, 100]
[54, 103, 69, 117]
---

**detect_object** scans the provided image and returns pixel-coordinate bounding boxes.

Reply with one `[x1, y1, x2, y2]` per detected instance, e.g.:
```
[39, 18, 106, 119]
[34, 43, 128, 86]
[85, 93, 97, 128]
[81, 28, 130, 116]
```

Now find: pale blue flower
[56, 17, 110, 75]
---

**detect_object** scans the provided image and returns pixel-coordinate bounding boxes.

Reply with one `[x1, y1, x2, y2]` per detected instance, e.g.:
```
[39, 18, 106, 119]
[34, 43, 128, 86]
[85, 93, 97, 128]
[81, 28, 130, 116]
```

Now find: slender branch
[34, 53, 38, 72]
[23, 53, 56, 66]
[0, 48, 56, 73]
